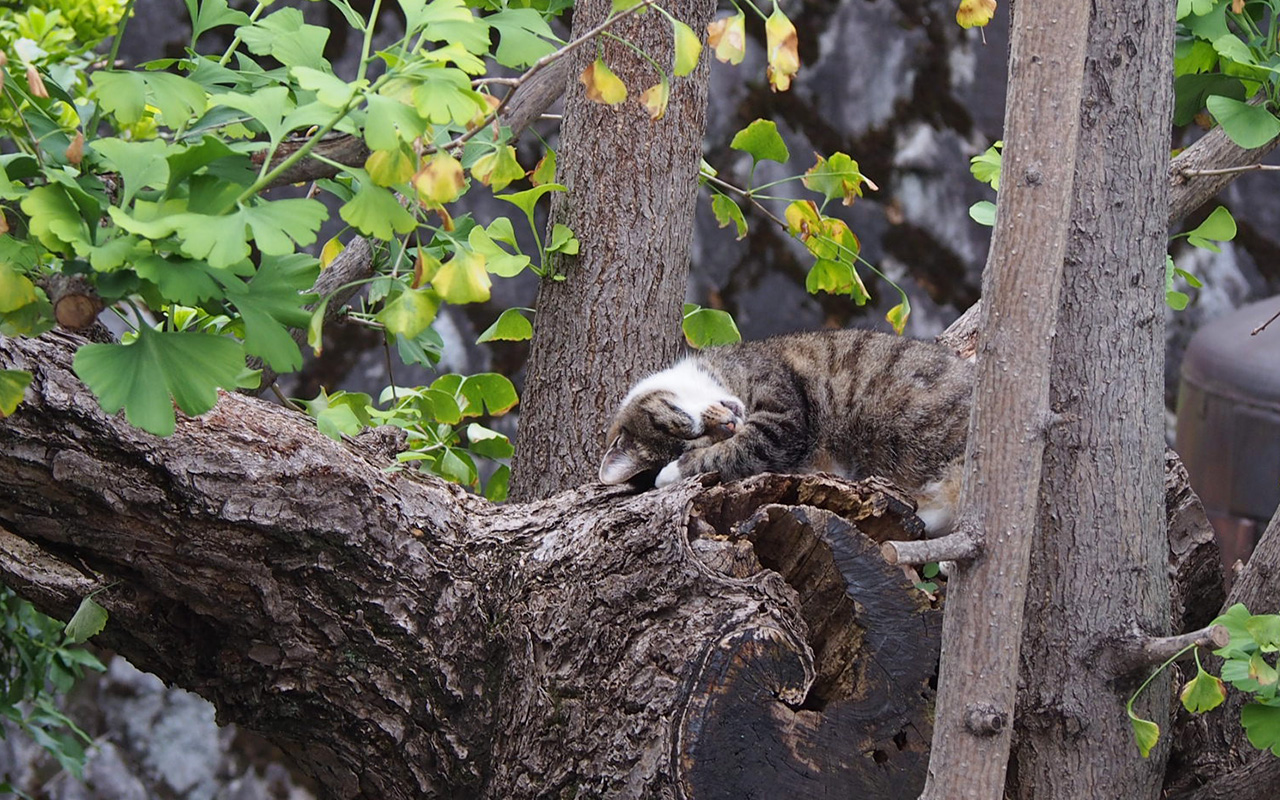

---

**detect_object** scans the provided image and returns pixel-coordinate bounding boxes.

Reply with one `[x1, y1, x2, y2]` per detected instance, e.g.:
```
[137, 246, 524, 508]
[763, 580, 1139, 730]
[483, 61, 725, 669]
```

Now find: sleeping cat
[597, 329, 973, 533]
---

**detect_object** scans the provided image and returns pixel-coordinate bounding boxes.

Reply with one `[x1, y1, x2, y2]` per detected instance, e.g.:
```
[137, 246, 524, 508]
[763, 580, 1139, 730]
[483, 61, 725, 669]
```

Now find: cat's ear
[599, 433, 645, 484]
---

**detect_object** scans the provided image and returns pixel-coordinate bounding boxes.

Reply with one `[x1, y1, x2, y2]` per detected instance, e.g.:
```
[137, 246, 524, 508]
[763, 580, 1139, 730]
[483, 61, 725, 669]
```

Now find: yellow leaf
[956, 0, 997, 28]
[706, 13, 746, 65]
[413, 154, 465, 206]
[413, 250, 442, 289]
[672, 20, 702, 77]
[365, 147, 416, 187]
[784, 199, 822, 240]
[581, 59, 627, 106]
[319, 236, 345, 268]
[765, 4, 800, 92]
[640, 78, 670, 120]
[432, 250, 491, 304]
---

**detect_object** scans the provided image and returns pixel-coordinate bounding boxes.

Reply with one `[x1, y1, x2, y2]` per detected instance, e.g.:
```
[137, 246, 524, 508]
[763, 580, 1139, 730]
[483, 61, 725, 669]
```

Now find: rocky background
[5, 0, 1280, 795]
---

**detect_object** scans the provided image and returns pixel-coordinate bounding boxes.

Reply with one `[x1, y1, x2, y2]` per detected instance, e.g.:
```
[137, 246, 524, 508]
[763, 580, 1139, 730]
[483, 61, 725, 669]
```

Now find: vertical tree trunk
[1014, 0, 1174, 796]
[509, 0, 716, 501]
[920, 3, 1091, 797]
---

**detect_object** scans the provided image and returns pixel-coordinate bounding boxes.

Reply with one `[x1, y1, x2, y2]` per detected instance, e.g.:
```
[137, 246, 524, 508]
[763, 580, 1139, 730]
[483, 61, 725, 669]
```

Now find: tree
[4, 0, 1280, 798]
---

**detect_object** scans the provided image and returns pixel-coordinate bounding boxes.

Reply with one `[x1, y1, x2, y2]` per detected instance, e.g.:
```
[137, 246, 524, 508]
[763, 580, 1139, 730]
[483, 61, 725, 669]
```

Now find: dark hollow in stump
[676, 474, 941, 799]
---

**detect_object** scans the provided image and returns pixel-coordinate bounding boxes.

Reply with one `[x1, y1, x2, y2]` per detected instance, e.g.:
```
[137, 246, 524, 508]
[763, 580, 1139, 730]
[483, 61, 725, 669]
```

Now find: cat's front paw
[654, 461, 683, 487]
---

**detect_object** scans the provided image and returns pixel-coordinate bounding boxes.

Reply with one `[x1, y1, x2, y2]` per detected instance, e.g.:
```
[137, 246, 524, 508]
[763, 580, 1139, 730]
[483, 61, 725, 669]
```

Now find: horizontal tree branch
[881, 529, 978, 565]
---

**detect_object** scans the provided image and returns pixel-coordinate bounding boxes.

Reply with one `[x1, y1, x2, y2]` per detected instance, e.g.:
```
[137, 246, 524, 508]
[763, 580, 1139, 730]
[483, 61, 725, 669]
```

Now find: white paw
[655, 461, 682, 487]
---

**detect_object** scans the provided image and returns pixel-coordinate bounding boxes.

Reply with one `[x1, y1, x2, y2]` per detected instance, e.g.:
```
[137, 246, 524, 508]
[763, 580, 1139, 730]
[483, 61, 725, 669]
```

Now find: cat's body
[598, 329, 973, 532]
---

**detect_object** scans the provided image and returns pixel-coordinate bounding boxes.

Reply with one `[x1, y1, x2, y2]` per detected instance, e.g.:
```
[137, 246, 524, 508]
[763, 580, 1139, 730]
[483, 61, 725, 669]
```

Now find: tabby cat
[598, 329, 973, 533]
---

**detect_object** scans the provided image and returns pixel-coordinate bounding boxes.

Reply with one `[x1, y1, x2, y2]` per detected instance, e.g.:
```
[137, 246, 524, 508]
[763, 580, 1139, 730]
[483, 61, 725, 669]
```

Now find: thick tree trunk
[509, 0, 716, 501]
[1, 332, 944, 799]
[1013, 0, 1175, 796]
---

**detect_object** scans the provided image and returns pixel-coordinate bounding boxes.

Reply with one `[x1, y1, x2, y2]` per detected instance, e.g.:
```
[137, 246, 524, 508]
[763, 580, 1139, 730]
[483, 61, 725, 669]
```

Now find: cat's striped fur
[598, 329, 973, 532]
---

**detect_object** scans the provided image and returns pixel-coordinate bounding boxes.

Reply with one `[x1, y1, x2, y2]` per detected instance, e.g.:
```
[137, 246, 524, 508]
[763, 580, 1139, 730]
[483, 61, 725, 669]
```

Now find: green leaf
[468, 226, 529, 277]
[238, 8, 332, 71]
[90, 138, 172, 206]
[1185, 206, 1237, 251]
[187, 0, 253, 41]
[339, 180, 419, 239]
[145, 72, 209, 127]
[210, 86, 293, 144]
[377, 286, 441, 338]
[487, 8, 560, 68]
[292, 66, 361, 108]
[458, 373, 518, 416]
[0, 263, 38, 313]
[364, 94, 428, 151]
[91, 71, 148, 125]
[803, 152, 872, 205]
[63, 597, 108, 645]
[299, 389, 373, 439]
[547, 223, 579, 255]
[806, 258, 856, 296]
[466, 423, 514, 458]
[969, 200, 997, 226]
[682, 305, 741, 348]
[1207, 95, 1280, 149]
[1246, 615, 1280, 650]
[672, 19, 702, 77]
[711, 194, 747, 239]
[432, 250, 491, 304]
[19, 185, 90, 255]
[477, 308, 533, 343]
[1128, 707, 1160, 758]
[970, 141, 1003, 189]
[218, 254, 321, 372]
[1180, 666, 1227, 713]
[412, 68, 485, 124]
[530, 149, 557, 185]
[1173, 74, 1245, 127]
[169, 211, 252, 269]
[0, 369, 33, 416]
[1211, 34, 1255, 67]
[242, 198, 329, 255]
[484, 464, 510, 501]
[134, 255, 223, 305]
[73, 326, 245, 436]
[410, 0, 491, 53]
[729, 119, 790, 166]
[1241, 703, 1280, 755]
[495, 183, 565, 220]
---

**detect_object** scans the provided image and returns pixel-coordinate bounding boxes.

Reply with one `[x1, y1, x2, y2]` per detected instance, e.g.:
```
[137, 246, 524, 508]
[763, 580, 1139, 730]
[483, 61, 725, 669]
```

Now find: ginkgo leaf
[63, 596, 108, 644]
[1129, 708, 1160, 758]
[340, 180, 418, 238]
[1180, 668, 1227, 713]
[0, 369, 32, 416]
[73, 325, 245, 436]
[804, 152, 876, 206]
[217, 254, 320, 372]
[641, 78, 671, 120]
[377, 286, 441, 338]
[706, 12, 746, 65]
[581, 58, 627, 105]
[731, 119, 790, 166]
[886, 297, 911, 335]
[469, 225, 530, 277]
[711, 194, 747, 239]
[672, 20, 702, 76]
[0, 262, 37, 312]
[530, 149, 557, 185]
[477, 307, 533, 342]
[414, 154, 466, 205]
[956, 0, 998, 28]
[432, 250, 491, 304]
[682, 305, 740, 348]
[470, 146, 524, 191]
[765, 4, 800, 92]
[366, 147, 417, 187]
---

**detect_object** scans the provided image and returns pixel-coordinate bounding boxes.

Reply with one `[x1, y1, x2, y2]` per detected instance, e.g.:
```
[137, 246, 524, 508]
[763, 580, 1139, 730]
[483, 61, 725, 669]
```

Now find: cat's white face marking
[623, 359, 743, 435]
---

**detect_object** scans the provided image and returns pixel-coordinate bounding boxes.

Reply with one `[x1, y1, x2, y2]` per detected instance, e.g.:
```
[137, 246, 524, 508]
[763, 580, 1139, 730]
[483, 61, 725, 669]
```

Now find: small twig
[1136, 624, 1230, 668]
[882, 529, 979, 566]
[1251, 305, 1280, 335]
[702, 173, 788, 228]
[1178, 163, 1280, 178]
[436, 0, 657, 156]
[270, 382, 305, 412]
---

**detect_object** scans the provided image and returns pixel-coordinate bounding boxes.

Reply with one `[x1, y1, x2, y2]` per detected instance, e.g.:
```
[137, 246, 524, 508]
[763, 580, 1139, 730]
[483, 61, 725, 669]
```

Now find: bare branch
[882, 529, 978, 566]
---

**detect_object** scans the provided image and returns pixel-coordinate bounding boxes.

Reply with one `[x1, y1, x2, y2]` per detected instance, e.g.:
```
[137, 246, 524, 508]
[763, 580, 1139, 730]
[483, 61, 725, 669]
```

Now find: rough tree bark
[917, 0, 1091, 795]
[1012, 0, 1175, 795]
[1, 332, 950, 799]
[509, 0, 716, 501]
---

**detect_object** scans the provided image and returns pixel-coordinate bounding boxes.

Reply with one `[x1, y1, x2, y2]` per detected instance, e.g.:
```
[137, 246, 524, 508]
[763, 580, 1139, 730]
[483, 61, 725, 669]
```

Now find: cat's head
[598, 361, 745, 485]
